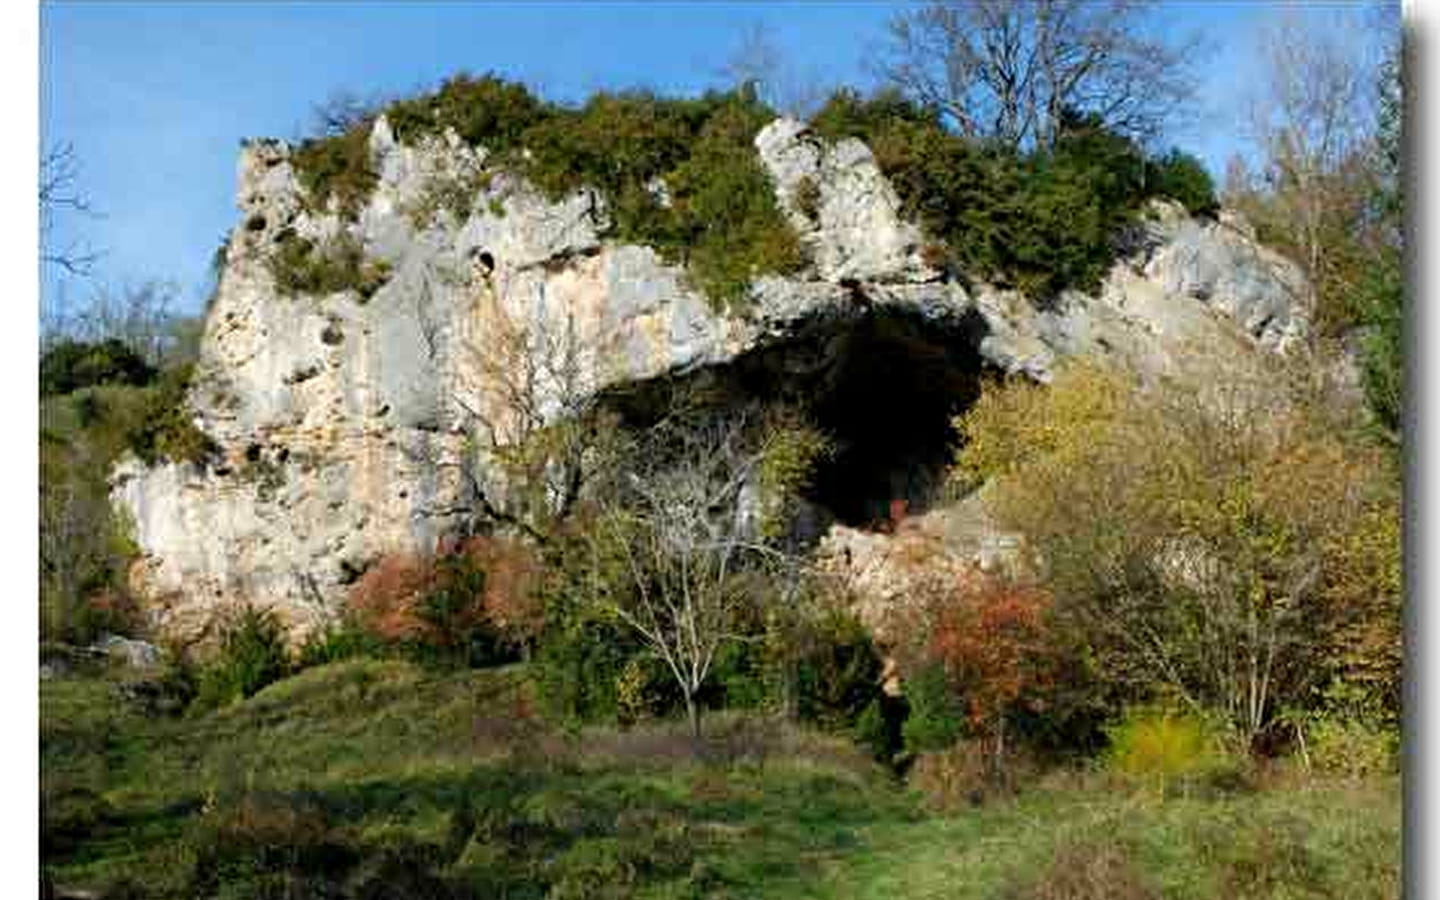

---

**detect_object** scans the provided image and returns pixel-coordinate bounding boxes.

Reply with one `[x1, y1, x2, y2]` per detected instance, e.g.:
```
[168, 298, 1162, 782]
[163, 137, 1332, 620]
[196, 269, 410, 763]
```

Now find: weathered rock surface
[112, 116, 1310, 639]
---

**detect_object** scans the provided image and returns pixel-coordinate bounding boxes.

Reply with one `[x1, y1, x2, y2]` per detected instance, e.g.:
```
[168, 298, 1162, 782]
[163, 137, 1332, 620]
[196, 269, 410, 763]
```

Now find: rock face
[112, 116, 1310, 639]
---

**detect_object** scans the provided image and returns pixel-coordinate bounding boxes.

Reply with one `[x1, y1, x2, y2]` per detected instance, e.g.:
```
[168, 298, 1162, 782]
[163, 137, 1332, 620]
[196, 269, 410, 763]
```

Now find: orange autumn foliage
[924, 571, 1056, 736]
[459, 535, 546, 647]
[347, 553, 439, 643]
[347, 535, 545, 650]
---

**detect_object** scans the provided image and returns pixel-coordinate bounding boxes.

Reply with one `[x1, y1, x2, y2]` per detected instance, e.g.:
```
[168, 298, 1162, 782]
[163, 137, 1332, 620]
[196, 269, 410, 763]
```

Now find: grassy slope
[41, 659, 1400, 899]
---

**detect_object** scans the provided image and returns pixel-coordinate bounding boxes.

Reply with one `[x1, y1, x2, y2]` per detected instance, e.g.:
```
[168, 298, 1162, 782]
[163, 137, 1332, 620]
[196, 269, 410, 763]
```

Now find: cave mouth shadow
[601, 306, 994, 537]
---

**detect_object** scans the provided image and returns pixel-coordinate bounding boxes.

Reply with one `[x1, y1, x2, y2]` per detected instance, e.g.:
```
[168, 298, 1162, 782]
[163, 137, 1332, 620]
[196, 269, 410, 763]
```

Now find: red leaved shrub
[346, 535, 544, 653]
[458, 535, 546, 649]
[927, 573, 1055, 740]
[347, 553, 437, 643]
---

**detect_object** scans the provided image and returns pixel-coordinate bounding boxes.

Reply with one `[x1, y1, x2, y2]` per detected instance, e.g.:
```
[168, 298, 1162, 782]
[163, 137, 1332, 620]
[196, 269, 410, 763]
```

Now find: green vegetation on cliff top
[286, 74, 1217, 308]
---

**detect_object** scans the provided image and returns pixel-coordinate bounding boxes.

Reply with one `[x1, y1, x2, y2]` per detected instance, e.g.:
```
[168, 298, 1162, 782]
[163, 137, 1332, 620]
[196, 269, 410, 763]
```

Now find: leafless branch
[40, 141, 102, 278]
[873, 0, 1203, 149]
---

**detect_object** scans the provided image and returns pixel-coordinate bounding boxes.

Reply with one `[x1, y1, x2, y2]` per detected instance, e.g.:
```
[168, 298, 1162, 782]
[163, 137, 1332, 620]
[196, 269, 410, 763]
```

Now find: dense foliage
[953, 361, 1401, 751]
[290, 75, 802, 309]
[1354, 52, 1404, 440]
[810, 90, 1217, 299]
[40, 338, 157, 396]
[40, 361, 215, 643]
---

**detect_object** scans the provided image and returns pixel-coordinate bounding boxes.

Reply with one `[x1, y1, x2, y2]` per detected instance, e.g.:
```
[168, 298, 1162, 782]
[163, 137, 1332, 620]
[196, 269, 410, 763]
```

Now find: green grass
[42, 660, 1400, 899]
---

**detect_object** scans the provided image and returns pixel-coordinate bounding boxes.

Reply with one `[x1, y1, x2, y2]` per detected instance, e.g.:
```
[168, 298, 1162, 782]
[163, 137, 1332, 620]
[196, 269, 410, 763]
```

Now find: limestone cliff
[112, 115, 1309, 638]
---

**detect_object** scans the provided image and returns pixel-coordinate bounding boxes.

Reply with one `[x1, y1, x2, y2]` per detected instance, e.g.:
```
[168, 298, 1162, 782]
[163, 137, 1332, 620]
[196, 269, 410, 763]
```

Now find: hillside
[42, 658, 1399, 899]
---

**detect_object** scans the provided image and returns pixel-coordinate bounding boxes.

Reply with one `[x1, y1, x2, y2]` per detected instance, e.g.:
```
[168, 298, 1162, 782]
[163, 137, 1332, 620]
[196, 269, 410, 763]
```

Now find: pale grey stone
[114, 116, 1318, 642]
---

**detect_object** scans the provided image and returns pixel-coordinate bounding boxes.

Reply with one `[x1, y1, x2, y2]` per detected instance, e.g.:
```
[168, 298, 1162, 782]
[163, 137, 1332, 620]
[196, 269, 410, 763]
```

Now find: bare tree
[596, 405, 771, 739]
[720, 21, 831, 118]
[40, 141, 101, 277]
[41, 280, 193, 367]
[593, 397, 829, 739]
[309, 88, 385, 137]
[874, 1, 1202, 149]
[1243, 9, 1378, 322]
[437, 265, 622, 544]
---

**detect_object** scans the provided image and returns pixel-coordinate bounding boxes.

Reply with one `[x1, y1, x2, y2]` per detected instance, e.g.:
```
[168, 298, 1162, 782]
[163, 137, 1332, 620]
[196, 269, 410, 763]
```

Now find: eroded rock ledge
[112, 116, 1309, 639]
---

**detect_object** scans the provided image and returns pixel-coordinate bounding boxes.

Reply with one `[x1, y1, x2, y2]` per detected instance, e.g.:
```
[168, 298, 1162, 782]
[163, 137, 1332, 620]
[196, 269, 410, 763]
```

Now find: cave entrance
[794, 310, 987, 527]
[602, 305, 992, 536]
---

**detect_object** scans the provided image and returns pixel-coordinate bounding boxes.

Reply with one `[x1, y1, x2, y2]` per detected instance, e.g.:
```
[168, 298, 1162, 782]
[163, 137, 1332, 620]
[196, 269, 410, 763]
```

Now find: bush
[40, 338, 157, 396]
[1145, 148, 1219, 217]
[790, 609, 885, 730]
[793, 174, 821, 220]
[901, 663, 964, 755]
[183, 790, 357, 897]
[405, 166, 492, 228]
[1307, 716, 1397, 779]
[128, 364, 219, 466]
[193, 606, 291, 711]
[292, 123, 378, 218]
[1105, 708, 1230, 796]
[386, 71, 551, 151]
[1299, 684, 1399, 780]
[267, 229, 391, 301]
[809, 89, 1212, 299]
[711, 637, 771, 712]
[295, 618, 381, 670]
[41, 782, 112, 858]
[953, 360, 1402, 748]
[910, 739, 1035, 810]
[346, 546, 517, 668]
[532, 615, 651, 726]
[1001, 838, 1159, 900]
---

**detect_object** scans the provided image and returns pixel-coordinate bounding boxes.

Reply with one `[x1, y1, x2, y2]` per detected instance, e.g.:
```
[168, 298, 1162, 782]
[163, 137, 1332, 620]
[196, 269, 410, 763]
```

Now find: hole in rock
[600, 307, 993, 536]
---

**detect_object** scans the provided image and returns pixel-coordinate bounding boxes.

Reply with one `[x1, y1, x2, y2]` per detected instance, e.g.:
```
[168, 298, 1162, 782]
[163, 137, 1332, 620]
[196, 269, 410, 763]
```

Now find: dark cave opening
[796, 311, 988, 527]
[601, 306, 993, 534]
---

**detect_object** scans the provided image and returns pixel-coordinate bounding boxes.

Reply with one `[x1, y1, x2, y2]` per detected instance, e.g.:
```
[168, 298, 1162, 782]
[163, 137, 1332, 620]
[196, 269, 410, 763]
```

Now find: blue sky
[39, 1, 1398, 316]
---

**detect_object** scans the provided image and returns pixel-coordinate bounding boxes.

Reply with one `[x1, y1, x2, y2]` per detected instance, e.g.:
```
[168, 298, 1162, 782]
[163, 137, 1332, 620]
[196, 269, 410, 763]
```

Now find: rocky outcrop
[112, 116, 1310, 639]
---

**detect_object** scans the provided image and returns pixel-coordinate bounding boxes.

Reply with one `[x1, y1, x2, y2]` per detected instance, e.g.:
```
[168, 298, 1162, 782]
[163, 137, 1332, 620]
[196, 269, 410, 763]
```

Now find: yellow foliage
[951, 357, 1402, 738]
[1106, 708, 1226, 797]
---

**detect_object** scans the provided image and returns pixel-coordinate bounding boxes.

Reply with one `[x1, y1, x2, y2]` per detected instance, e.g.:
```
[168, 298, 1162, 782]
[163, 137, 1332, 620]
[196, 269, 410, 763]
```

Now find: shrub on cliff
[288, 77, 800, 309]
[292, 123, 378, 218]
[267, 229, 391, 302]
[387, 71, 552, 152]
[809, 89, 1216, 299]
[1144, 148, 1219, 218]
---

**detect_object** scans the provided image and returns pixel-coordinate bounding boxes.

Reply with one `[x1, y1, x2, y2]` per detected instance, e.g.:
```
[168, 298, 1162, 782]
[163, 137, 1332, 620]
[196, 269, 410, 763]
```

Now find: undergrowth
[41, 659, 1399, 900]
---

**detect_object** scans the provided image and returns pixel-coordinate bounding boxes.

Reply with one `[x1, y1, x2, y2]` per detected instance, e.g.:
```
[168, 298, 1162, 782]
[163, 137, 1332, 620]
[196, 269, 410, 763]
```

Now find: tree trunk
[686, 694, 701, 742]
